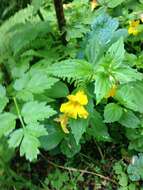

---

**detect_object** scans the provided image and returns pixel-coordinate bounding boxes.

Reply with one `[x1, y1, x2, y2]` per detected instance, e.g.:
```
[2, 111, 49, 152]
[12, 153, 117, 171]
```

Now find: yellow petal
[91, 0, 98, 11]
[55, 114, 69, 134]
[67, 90, 88, 105]
[76, 104, 89, 119]
[60, 102, 78, 119]
[105, 85, 117, 98]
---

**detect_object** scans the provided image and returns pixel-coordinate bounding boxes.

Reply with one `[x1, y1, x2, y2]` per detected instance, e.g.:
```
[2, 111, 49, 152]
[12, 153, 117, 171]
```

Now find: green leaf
[20, 133, 40, 161]
[119, 110, 140, 128]
[115, 81, 143, 113]
[60, 135, 81, 158]
[21, 101, 56, 124]
[107, 38, 125, 64]
[13, 71, 58, 101]
[46, 81, 69, 98]
[113, 67, 143, 83]
[127, 154, 143, 181]
[88, 110, 111, 141]
[19, 123, 47, 161]
[69, 118, 88, 145]
[104, 103, 123, 123]
[99, 0, 125, 8]
[94, 73, 112, 104]
[40, 125, 64, 151]
[47, 59, 94, 83]
[8, 129, 24, 148]
[0, 85, 9, 113]
[0, 112, 16, 137]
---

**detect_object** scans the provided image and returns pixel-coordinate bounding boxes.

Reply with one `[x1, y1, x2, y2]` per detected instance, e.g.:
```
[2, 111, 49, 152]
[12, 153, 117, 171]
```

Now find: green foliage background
[0, 0, 143, 189]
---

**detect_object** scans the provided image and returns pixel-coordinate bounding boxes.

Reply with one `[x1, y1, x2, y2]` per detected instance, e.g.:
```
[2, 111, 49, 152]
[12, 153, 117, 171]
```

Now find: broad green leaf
[60, 135, 81, 158]
[46, 81, 69, 98]
[104, 103, 123, 123]
[113, 67, 143, 83]
[88, 110, 111, 141]
[94, 73, 112, 104]
[115, 81, 143, 113]
[8, 129, 24, 148]
[69, 118, 88, 145]
[107, 38, 125, 64]
[47, 59, 94, 82]
[119, 110, 140, 128]
[0, 112, 16, 137]
[127, 154, 143, 181]
[20, 133, 40, 161]
[21, 101, 56, 124]
[40, 125, 64, 151]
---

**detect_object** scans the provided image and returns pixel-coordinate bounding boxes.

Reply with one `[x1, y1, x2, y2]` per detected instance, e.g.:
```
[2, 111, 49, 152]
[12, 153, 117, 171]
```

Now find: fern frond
[47, 59, 94, 85]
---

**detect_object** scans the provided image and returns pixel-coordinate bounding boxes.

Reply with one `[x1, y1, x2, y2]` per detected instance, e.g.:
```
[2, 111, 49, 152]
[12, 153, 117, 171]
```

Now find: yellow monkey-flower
[128, 20, 140, 35]
[60, 90, 89, 120]
[55, 114, 69, 134]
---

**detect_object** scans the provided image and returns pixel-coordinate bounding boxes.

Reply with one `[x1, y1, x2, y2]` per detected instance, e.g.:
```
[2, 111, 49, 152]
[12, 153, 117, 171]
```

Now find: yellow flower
[128, 20, 140, 35]
[60, 90, 89, 119]
[105, 85, 117, 98]
[91, 0, 98, 11]
[55, 114, 69, 134]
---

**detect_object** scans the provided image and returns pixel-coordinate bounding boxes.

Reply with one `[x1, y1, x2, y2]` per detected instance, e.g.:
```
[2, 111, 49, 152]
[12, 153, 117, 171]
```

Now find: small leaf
[107, 38, 125, 64]
[8, 129, 24, 148]
[88, 110, 111, 141]
[21, 101, 56, 124]
[69, 118, 88, 145]
[20, 133, 40, 161]
[94, 73, 112, 104]
[60, 134, 81, 158]
[0, 112, 16, 137]
[104, 103, 123, 123]
[40, 125, 64, 151]
[119, 110, 140, 128]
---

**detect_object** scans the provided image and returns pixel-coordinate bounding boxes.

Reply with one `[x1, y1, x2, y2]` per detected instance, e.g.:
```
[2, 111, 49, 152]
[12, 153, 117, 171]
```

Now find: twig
[41, 154, 117, 185]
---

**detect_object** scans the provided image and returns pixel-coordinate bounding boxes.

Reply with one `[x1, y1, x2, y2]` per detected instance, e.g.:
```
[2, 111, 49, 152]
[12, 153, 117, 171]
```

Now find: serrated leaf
[0, 112, 16, 137]
[69, 118, 88, 145]
[20, 133, 40, 161]
[113, 67, 143, 83]
[104, 103, 123, 123]
[99, 0, 125, 8]
[88, 110, 111, 141]
[21, 101, 56, 124]
[25, 123, 48, 137]
[47, 59, 94, 83]
[13, 71, 58, 101]
[8, 129, 24, 148]
[115, 81, 143, 113]
[107, 38, 125, 64]
[94, 73, 112, 104]
[119, 110, 140, 128]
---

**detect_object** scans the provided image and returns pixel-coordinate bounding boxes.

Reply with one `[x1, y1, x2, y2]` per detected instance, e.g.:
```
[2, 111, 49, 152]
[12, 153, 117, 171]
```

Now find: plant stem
[41, 154, 117, 185]
[53, 0, 67, 45]
[13, 97, 25, 129]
